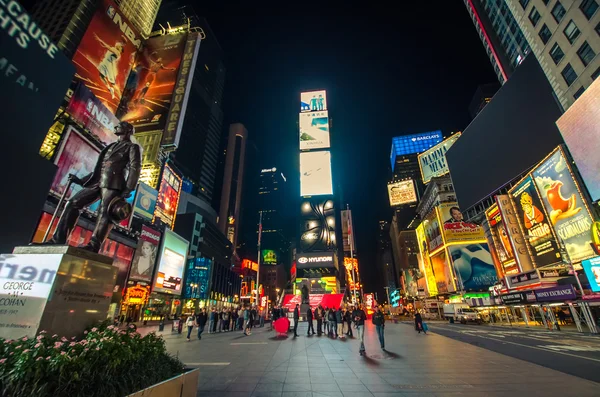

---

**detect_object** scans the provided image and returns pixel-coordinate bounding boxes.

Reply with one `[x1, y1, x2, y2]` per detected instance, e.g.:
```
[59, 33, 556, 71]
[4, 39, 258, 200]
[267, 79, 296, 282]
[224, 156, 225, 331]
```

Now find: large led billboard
[581, 256, 600, 293]
[153, 228, 189, 295]
[431, 250, 454, 293]
[438, 203, 486, 244]
[390, 131, 443, 171]
[448, 243, 498, 291]
[299, 111, 330, 150]
[129, 225, 160, 283]
[153, 164, 182, 228]
[132, 182, 158, 220]
[71, 0, 141, 114]
[531, 147, 595, 264]
[66, 83, 118, 145]
[300, 198, 336, 252]
[556, 78, 600, 202]
[418, 133, 461, 184]
[300, 90, 327, 112]
[300, 151, 333, 196]
[387, 180, 418, 207]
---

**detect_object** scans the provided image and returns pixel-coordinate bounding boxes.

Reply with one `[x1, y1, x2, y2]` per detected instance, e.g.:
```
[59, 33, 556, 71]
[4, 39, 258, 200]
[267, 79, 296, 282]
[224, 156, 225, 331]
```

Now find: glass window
[520, 0, 530, 9]
[580, 0, 599, 20]
[596, 21, 600, 36]
[529, 7, 541, 26]
[564, 21, 581, 44]
[552, 1, 566, 22]
[561, 63, 578, 86]
[542, 0, 550, 4]
[550, 43, 565, 64]
[592, 66, 600, 80]
[573, 86, 586, 100]
[577, 41, 596, 67]
[539, 24, 552, 44]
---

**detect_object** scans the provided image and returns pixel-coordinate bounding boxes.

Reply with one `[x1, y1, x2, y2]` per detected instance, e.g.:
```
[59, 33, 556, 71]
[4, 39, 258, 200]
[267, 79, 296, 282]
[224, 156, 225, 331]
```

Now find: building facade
[115, 0, 162, 37]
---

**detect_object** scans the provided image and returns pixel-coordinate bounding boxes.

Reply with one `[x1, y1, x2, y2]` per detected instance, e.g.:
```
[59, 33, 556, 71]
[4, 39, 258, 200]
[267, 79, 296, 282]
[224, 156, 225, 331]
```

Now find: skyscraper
[218, 123, 248, 251]
[115, 0, 162, 37]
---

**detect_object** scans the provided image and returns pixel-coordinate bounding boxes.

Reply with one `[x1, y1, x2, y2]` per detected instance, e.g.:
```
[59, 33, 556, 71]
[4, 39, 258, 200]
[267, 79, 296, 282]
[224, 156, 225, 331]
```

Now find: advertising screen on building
[71, 0, 141, 114]
[132, 182, 158, 220]
[296, 251, 335, 269]
[184, 257, 212, 299]
[390, 131, 443, 171]
[153, 164, 182, 228]
[438, 203, 486, 244]
[418, 133, 461, 184]
[496, 195, 534, 273]
[300, 90, 327, 112]
[242, 259, 258, 272]
[153, 229, 189, 295]
[66, 83, 118, 145]
[416, 224, 437, 296]
[532, 147, 595, 264]
[129, 225, 160, 283]
[341, 210, 354, 253]
[449, 243, 498, 291]
[582, 256, 600, 293]
[556, 78, 600, 202]
[423, 209, 443, 253]
[299, 111, 330, 150]
[509, 175, 562, 267]
[431, 250, 454, 293]
[486, 204, 515, 267]
[387, 180, 418, 207]
[262, 250, 278, 265]
[300, 151, 333, 196]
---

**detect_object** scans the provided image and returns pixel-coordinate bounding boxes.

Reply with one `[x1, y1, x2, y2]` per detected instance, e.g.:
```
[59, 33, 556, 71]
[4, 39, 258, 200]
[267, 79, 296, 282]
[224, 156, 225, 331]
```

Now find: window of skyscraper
[552, 2, 566, 23]
[550, 43, 565, 64]
[529, 7, 541, 26]
[542, 0, 550, 5]
[596, 21, 600, 36]
[539, 24, 552, 44]
[573, 86, 586, 100]
[561, 63, 578, 86]
[577, 41, 596, 67]
[519, 0, 530, 9]
[592, 66, 600, 80]
[564, 21, 581, 44]
[580, 0, 599, 20]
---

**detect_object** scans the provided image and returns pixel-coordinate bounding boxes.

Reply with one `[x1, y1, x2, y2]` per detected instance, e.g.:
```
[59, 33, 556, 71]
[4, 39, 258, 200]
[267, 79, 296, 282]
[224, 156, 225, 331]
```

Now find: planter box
[127, 368, 200, 397]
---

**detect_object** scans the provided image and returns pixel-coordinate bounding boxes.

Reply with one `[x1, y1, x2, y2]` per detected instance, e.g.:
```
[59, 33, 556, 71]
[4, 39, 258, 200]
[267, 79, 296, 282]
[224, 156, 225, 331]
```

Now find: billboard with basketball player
[72, 0, 142, 114]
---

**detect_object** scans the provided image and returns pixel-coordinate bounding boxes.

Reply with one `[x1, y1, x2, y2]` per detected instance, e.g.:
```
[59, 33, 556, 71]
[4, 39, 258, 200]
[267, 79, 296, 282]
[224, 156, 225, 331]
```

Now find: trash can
[158, 321, 164, 332]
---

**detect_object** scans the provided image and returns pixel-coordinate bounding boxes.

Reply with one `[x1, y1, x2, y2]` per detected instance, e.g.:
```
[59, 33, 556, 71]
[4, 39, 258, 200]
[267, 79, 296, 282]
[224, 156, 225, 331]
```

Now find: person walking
[306, 306, 315, 335]
[336, 307, 344, 339]
[414, 312, 426, 334]
[329, 307, 337, 338]
[293, 304, 300, 337]
[243, 306, 252, 335]
[353, 304, 367, 355]
[196, 309, 207, 340]
[208, 308, 215, 334]
[345, 306, 354, 337]
[316, 304, 323, 336]
[373, 306, 385, 349]
[237, 307, 244, 330]
[186, 313, 195, 341]
[324, 307, 330, 336]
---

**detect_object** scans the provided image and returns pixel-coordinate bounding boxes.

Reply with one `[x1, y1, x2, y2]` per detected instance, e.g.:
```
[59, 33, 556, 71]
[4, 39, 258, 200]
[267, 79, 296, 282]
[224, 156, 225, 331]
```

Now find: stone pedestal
[0, 246, 117, 339]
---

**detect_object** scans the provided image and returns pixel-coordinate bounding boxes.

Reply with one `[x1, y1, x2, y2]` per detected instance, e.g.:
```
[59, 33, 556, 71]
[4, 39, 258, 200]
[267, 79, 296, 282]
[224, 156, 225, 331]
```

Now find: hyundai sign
[296, 252, 334, 269]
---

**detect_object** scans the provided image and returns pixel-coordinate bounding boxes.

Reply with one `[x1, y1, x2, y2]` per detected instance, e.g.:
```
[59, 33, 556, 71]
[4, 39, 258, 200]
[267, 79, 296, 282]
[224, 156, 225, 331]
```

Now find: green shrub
[0, 323, 185, 397]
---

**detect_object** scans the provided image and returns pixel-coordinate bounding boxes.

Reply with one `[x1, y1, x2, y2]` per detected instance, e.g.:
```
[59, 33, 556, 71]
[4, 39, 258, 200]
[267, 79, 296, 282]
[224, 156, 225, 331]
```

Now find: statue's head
[115, 121, 135, 137]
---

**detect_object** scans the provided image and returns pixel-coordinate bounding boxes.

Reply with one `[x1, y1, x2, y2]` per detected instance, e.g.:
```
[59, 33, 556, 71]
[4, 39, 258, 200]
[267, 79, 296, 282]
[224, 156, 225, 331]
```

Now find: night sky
[198, 3, 499, 297]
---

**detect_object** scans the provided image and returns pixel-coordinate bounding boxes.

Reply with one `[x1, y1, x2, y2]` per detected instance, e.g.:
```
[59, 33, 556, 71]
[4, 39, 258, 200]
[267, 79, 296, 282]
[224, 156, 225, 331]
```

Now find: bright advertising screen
[300, 151, 333, 196]
[262, 250, 278, 265]
[581, 256, 600, 292]
[418, 133, 461, 184]
[431, 251, 454, 293]
[129, 225, 160, 283]
[153, 229, 189, 295]
[448, 243, 498, 291]
[133, 182, 158, 220]
[390, 131, 443, 171]
[556, 78, 600, 202]
[416, 224, 437, 296]
[299, 111, 330, 150]
[66, 83, 118, 145]
[387, 180, 417, 207]
[531, 147, 595, 264]
[153, 164, 182, 228]
[300, 90, 327, 112]
[438, 203, 486, 244]
[71, 0, 141, 114]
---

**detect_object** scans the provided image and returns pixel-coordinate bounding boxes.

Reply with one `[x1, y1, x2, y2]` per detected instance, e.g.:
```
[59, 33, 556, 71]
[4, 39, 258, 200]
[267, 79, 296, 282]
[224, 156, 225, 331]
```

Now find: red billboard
[66, 83, 118, 145]
[72, 0, 142, 114]
[153, 164, 182, 228]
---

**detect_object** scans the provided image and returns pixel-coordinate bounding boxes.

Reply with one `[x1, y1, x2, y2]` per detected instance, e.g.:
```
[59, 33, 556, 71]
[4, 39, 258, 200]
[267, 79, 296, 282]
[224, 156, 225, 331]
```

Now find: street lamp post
[256, 211, 263, 306]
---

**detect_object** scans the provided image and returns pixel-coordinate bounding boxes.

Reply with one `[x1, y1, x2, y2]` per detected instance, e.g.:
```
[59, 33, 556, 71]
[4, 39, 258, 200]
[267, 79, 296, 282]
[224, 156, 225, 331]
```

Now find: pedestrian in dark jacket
[196, 309, 208, 340]
[373, 306, 385, 349]
[345, 307, 354, 337]
[352, 305, 367, 354]
[335, 308, 344, 339]
[293, 304, 300, 337]
[415, 312, 426, 334]
[306, 306, 315, 335]
[316, 305, 323, 336]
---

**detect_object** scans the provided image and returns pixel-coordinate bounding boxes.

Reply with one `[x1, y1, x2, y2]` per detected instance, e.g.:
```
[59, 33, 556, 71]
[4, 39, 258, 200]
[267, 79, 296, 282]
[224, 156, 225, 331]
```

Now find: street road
[425, 322, 600, 383]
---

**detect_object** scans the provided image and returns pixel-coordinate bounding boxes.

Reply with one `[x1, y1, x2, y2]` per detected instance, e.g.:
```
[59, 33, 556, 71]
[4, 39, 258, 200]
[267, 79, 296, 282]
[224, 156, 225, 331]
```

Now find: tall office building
[258, 167, 291, 262]
[468, 83, 500, 119]
[463, 0, 532, 84]
[115, 0, 161, 37]
[218, 123, 248, 251]
[377, 221, 397, 292]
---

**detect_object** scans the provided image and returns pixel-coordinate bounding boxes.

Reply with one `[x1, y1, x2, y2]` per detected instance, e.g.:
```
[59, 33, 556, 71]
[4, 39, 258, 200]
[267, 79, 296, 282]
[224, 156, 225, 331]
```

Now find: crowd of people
[182, 305, 268, 341]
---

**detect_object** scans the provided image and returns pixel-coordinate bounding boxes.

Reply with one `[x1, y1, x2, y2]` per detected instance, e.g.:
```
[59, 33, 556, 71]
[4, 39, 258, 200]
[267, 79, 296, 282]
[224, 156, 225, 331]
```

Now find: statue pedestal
[0, 246, 117, 339]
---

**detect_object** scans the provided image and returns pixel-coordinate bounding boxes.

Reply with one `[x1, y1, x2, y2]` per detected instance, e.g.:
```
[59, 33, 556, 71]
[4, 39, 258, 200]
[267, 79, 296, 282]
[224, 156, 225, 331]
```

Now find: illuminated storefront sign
[242, 259, 258, 272]
[124, 285, 150, 305]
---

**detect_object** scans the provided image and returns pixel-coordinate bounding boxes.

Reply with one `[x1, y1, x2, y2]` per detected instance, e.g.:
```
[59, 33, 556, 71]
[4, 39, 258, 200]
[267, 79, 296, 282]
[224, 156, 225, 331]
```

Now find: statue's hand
[121, 190, 132, 199]
[68, 174, 83, 185]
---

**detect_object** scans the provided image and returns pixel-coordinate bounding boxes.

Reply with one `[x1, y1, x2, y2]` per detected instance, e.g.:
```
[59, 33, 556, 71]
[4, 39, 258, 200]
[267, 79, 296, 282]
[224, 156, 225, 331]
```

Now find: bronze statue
[46, 121, 141, 252]
[301, 284, 309, 304]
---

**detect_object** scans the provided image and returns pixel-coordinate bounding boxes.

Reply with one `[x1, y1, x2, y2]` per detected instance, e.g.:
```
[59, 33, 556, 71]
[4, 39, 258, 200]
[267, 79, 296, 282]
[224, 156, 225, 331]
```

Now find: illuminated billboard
[438, 203, 486, 244]
[300, 199, 336, 252]
[556, 78, 600, 202]
[132, 182, 158, 220]
[299, 111, 330, 150]
[448, 243, 498, 291]
[129, 225, 160, 283]
[431, 250, 454, 293]
[416, 223, 437, 296]
[242, 259, 258, 272]
[496, 195, 534, 273]
[300, 90, 327, 112]
[418, 133, 461, 184]
[423, 209, 442, 252]
[66, 83, 118, 145]
[153, 164, 182, 228]
[300, 151, 333, 196]
[485, 202, 518, 276]
[184, 257, 212, 299]
[262, 250, 278, 265]
[390, 131, 443, 171]
[531, 147, 595, 264]
[71, 0, 141, 114]
[582, 256, 600, 293]
[153, 228, 189, 295]
[387, 180, 418, 207]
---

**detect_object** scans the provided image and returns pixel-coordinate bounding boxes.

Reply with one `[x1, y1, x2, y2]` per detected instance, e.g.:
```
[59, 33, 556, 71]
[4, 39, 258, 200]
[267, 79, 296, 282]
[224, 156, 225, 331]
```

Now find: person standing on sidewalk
[316, 304, 323, 336]
[414, 312, 426, 334]
[208, 308, 215, 333]
[345, 306, 354, 337]
[293, 304, 300, 337]
[186, 313, 195, 341]
[336, 307, 344, 339]
[353, 304, 367, 355]
[306, 305, 315, 335]
[373, 306, 385, 349]
[196, 309, 207, 340]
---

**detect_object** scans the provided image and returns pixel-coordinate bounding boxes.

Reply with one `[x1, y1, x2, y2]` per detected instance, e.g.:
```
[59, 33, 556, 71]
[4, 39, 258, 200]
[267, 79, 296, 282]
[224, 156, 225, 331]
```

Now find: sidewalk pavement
[156, 320, 599, 396]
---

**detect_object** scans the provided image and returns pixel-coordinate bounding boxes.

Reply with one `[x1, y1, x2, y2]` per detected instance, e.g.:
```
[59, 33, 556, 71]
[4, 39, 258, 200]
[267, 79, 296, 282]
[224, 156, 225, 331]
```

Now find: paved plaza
[151, 321, 600, 396]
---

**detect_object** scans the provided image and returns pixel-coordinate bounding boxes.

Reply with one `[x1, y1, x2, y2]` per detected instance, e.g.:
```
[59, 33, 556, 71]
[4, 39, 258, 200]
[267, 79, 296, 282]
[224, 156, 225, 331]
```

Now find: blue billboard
[184, 257, 213, 299]
[582, 256, 600, 293]
[390, 131, 443, 171]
